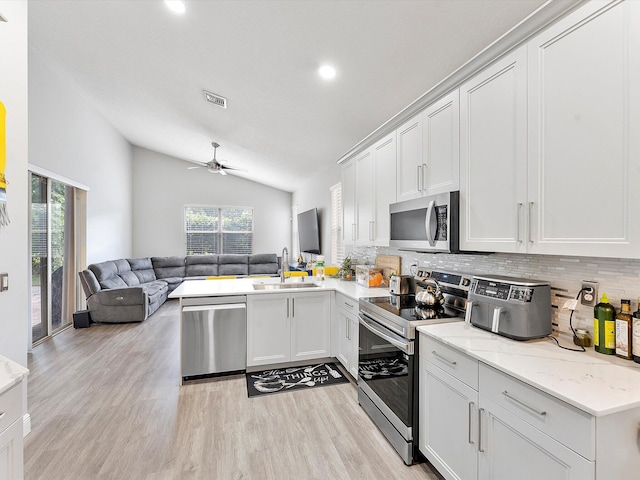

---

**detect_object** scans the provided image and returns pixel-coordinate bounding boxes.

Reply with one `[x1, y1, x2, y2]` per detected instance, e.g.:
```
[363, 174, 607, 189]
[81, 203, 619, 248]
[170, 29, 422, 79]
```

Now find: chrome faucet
[281, 247, 289, 283]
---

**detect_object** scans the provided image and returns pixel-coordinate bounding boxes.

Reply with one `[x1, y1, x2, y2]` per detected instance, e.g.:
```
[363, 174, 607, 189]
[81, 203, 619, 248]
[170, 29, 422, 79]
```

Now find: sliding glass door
[30, 172, 85, 344]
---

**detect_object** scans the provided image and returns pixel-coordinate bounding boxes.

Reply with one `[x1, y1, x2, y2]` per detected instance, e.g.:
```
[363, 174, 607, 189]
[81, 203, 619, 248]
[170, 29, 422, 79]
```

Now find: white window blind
[330, 183, 344, 265]
[185, 206, 253, 255]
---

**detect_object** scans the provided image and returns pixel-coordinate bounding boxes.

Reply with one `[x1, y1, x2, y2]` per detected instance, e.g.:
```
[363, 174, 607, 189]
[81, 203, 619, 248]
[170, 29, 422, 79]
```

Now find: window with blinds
[330, 183, 344, 265]
[185, 206, 253, 255]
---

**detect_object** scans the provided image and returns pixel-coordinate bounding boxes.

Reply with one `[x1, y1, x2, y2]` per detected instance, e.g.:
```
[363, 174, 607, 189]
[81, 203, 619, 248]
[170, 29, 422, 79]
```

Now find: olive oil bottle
[633, 297, 640, 364]
[594, 293, 616, 355]
[615, 299, 632, 359]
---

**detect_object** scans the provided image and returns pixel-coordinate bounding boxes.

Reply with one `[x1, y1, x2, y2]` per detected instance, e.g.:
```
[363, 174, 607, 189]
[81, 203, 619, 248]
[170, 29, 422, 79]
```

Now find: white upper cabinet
[422, 90, 460, 196]
[396, 113, 423, 202]
[355, 148, 374, 245]
[341, 158, 356, 246]
[371, 132, 397, 245]
[527, 0, 640, 258]
[396, 90, 460, 203]
[459, 46, 528, 253]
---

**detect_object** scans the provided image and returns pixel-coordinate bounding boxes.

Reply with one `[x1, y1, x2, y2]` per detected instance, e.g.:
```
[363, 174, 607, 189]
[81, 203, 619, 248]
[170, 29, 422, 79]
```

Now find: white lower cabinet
[247, 291, 331, 367]
[334, 293, 359, 378]
[0, 383, 24, 480]
[419, 334, 595, 480]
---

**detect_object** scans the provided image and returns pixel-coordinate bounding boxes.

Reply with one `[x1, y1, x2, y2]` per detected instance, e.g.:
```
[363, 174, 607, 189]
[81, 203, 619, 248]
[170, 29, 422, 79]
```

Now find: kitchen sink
[253, 282, 320, 290]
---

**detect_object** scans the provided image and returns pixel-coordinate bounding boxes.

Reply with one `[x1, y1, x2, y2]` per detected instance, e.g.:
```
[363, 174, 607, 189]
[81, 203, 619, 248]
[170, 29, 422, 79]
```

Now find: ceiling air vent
[203, 90, 227, 109]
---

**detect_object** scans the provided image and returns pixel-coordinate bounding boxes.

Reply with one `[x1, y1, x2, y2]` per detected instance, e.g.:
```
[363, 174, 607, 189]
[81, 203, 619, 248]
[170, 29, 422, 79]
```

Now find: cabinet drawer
[479, 363, 594, 460]
[0, 383, 21, 434]
[335, 293, 358, 315]
[420, 334, 478, 390]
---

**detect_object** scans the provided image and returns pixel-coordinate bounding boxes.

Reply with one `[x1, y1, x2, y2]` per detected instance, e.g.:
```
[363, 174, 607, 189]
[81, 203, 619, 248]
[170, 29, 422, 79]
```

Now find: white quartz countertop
[417, 322, 640, 417]
[0, 355, 28, 395]
[169, 276, 390, 301]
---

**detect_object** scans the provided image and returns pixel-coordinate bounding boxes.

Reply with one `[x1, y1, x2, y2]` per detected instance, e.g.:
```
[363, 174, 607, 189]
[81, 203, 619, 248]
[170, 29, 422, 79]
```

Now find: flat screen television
[297, 208, 320, 254]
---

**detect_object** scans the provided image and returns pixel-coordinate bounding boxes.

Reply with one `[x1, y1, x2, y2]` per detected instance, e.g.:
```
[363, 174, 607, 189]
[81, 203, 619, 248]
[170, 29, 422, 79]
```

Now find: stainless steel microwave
[389, 191, 459, 253]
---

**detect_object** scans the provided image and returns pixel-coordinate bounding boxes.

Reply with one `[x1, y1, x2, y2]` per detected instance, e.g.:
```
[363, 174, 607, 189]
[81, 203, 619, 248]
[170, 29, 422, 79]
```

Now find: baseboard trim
[23, 413, 31, 437]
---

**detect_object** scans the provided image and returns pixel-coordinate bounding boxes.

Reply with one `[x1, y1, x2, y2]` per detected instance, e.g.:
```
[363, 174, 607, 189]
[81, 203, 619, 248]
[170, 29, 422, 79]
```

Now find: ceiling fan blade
[219, 169, 227, 176]
[187, 165, 204, 170]
[221, 165, 247, 172]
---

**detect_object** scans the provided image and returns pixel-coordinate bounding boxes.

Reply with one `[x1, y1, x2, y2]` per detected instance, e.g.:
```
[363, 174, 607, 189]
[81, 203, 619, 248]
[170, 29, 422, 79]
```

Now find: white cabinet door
[478, 397, 594, 480]
[247, 293, 290, 366]
[336, 308, 351, 372]
[423, 90, 460, 196]
[341, 158, 357, 246]
[459, 46, 528, 253]
[396, 113, 423, 202]
[347, 315, 358, 379]
[0, 419, 23, 480]
[420, 357, 478, 480]
[527, 0, 640, 258]
[355, 148, 374, 245]
[291, 291, 332, 362]
[372, 132, 397, 245]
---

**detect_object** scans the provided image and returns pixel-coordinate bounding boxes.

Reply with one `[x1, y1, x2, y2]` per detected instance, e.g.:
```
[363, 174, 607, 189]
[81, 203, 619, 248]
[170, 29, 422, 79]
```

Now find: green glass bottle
[594, 292, 616, 355]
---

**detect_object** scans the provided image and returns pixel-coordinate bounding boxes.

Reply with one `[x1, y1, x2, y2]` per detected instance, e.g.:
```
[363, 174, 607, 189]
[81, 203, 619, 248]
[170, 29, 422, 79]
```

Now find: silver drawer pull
[431, 350, 457, 367]
[503, 390, 547, 417]
[344, 302, 354, 308]
[0, 411, 6, 420]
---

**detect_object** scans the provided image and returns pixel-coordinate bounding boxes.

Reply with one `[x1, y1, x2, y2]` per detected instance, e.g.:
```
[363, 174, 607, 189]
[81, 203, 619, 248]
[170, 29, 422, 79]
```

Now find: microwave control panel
[435, 205, 448, 241]
[472, 279, 534, 303]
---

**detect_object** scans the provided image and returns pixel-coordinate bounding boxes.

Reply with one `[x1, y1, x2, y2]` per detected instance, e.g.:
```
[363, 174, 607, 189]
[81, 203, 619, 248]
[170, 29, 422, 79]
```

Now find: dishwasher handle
[182, 304, 246, 313]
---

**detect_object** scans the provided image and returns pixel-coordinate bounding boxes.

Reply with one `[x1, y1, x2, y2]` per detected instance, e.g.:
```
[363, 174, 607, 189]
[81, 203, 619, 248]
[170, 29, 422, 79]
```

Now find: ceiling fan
[187, 142, 246, 175]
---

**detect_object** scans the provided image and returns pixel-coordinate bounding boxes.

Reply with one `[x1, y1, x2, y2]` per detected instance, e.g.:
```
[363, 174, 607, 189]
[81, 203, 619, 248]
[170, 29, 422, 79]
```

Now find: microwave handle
[425, 200, 437, 247]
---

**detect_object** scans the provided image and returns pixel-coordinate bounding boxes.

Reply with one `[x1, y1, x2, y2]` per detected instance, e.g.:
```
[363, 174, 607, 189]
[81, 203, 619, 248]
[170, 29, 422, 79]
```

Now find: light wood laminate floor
[24, 299, 444, 480]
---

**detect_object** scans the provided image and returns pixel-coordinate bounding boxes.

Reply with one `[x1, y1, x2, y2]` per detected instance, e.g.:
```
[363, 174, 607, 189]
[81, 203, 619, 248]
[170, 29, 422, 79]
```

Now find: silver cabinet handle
[478, 408, 485, 452]
[468, 402, 475, 445]
[422, 163, 427, 193]
[344, 302, 354, 309]
[291, 297, 295, 318]
[502, 390, 547, 417]
[431, 350, 457, 367]
[286, 298, 290, 318]
[516, 202, 523, 243]
[528, 201, 534, 244]
[346, 318, 350, 340]
[417, 165, 422, 192]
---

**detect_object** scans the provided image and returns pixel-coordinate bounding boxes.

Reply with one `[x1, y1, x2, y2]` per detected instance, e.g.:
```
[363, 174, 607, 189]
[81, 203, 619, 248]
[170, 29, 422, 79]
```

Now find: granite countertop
[169, 276, 390, 301]
[0, 355, 29, 395]
[417, 322, 640, 417]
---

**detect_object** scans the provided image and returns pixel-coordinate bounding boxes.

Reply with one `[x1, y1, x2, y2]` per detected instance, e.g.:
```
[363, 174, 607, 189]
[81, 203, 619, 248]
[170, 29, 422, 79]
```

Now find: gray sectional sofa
[78, 254, 279, 324]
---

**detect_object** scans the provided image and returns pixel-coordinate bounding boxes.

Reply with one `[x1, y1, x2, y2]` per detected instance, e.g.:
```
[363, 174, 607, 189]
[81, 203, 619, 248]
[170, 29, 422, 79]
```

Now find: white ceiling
[28, 0, 547, 192]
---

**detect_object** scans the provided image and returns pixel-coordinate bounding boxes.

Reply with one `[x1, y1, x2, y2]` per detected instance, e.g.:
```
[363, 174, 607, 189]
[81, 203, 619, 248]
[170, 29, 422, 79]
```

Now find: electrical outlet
[581, 281, 598, 307]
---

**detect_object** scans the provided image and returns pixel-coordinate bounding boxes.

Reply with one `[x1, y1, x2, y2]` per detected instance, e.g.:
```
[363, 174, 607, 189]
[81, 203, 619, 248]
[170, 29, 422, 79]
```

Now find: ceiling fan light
[318, 64, 337, 80]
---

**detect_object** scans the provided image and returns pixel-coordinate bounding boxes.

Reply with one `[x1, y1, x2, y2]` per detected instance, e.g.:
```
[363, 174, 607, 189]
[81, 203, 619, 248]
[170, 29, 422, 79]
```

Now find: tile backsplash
[347, 246, 640, 335]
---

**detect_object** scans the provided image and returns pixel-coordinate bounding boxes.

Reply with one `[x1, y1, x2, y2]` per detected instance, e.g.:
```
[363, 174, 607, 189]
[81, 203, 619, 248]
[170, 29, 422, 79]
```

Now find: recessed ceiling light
[318, 65, 337, 80]
[165, 0, 186, 15]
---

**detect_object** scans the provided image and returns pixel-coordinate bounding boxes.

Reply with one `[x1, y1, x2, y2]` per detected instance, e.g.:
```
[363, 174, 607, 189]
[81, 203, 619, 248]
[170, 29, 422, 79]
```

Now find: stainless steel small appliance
[466, 274, 551, 340]
[389, 191, 460, 253]
[389, 275, 416, 296]
[358, 269, 472, 465]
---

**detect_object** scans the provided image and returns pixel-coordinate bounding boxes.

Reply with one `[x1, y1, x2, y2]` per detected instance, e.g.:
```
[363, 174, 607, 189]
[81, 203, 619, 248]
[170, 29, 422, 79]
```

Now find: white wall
[0, 1, 29, 366]
[292, 163, 340, 263]
[28, 47, 133, 263]
[132, 146, 291, 257]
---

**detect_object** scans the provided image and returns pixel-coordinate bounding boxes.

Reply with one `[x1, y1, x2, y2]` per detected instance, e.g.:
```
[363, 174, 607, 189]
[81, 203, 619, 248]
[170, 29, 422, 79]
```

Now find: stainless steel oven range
[358, 269, 472, 465]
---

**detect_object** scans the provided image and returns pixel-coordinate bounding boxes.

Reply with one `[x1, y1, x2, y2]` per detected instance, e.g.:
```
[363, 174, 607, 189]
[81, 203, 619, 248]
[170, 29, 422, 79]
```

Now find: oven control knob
[462, 277, 471, 287]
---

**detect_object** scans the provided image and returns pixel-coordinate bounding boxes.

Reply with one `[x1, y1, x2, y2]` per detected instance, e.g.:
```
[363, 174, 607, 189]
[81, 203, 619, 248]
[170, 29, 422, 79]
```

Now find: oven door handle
[358, 314, 412, 354]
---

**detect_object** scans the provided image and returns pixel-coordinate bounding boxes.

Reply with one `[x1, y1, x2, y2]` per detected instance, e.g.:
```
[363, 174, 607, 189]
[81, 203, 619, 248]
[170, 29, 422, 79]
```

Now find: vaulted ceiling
[28, 0, 546, 192]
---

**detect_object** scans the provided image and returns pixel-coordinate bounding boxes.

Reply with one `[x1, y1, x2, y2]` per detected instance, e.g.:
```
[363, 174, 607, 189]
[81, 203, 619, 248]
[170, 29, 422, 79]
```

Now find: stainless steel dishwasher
[181, 295, 247, 380]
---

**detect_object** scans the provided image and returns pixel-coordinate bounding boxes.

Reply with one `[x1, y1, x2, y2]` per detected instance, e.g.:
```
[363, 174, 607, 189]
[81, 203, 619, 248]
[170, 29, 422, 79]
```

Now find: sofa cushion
[185, 255, 219, 277]
[119, 270, 141, 286]
[218, 254, 249, 276]
[248, 253, 279, 275]
[89, 260, 131, 290]
[141, 281, 168, 302]
[127, 257, 157, 283]
[152, 256, 186, 279]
